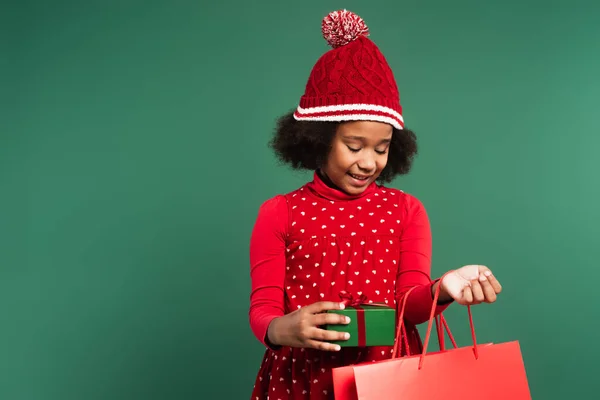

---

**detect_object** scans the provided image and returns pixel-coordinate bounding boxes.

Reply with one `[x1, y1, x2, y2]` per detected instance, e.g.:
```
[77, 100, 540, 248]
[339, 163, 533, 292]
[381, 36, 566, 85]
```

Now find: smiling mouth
[348, 173, 371, 181]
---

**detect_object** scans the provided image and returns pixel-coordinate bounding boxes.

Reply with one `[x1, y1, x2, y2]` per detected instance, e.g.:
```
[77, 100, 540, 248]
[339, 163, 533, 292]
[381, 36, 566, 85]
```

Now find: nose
[357, 153, 376, 173]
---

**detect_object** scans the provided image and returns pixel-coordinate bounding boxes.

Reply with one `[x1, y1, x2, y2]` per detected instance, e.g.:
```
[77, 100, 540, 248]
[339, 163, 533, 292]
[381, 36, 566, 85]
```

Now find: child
[248, 9, 502, 399]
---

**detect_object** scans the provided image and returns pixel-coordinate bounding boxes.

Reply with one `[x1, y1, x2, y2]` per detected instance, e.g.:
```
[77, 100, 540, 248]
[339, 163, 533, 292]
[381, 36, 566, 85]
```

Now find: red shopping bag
[332, 282, 531, 399]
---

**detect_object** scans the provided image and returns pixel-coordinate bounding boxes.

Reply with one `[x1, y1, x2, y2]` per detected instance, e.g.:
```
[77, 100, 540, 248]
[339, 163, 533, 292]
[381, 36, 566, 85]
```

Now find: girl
[248, 10, 502, 399]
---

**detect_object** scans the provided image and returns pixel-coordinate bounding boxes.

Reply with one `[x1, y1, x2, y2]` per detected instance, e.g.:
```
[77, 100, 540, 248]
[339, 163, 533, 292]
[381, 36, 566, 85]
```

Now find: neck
[317, 169, 344, 192]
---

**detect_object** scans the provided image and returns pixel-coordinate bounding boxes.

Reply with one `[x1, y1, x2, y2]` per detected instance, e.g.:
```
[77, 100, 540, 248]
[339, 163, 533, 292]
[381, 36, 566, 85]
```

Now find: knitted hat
[293, 10, 404, 130]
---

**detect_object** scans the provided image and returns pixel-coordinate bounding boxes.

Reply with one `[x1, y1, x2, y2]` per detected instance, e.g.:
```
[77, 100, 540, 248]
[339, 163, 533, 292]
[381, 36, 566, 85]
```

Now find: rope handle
[418, 271, 479, 370]
[436, 314, 458, 351]
[391, 286, 416, 358]
[391, 284, 458, 359]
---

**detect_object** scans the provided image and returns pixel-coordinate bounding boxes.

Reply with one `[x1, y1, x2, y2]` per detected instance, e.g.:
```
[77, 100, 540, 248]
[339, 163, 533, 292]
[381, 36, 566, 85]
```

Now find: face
[321, 120, 393, 195]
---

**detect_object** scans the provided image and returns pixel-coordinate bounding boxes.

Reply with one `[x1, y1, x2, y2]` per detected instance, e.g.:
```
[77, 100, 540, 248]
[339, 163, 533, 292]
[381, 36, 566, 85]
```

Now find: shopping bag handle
[419, 271, 479, 370]
[391, 284, 458, 359]
[391, 286, 417, 358]
[436, 313, 458, 352]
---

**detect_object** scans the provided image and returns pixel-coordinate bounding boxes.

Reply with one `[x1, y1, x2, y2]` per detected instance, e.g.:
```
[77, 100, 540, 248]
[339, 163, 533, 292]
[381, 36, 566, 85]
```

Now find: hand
[436, 265, 503, 306]
[267, 301, 351, 351]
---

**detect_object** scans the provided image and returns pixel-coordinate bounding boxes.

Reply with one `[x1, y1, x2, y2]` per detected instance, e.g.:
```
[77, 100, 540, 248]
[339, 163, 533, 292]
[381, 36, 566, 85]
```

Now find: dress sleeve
[395, 194, 452, 325]
[248, 195, 289, 348]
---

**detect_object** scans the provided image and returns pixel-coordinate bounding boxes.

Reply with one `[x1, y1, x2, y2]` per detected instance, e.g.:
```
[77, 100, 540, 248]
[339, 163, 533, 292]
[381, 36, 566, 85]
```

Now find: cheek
[377, 154, 389, 170]
[340, 151, 356, 167]
[328, 147, 354, 171]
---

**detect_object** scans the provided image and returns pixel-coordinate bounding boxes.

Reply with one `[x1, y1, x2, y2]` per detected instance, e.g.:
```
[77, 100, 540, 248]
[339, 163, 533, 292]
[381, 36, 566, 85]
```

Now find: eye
[347, 146, 361, 153]
[375, 149, 388, 155]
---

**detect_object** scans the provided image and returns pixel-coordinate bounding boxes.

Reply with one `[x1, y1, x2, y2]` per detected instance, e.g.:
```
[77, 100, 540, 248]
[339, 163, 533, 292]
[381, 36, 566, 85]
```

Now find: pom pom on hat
[321, 9, 369, 48]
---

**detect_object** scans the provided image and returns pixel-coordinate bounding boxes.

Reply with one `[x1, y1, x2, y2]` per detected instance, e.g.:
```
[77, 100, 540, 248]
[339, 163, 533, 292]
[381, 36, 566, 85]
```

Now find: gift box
[325, 291, 396, 347]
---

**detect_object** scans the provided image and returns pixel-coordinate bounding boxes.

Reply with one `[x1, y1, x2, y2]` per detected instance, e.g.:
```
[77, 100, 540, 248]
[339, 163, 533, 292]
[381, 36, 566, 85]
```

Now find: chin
[343, 182, 370, 195]
[347, 187, 367, 195]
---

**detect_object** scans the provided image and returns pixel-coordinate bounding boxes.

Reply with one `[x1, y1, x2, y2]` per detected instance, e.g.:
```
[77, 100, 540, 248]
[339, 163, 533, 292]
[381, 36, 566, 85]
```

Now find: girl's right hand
[267, 301, 351, 351]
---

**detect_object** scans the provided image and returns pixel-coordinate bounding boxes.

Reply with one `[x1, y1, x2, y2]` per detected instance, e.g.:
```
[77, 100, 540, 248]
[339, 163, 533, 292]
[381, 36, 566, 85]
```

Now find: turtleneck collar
[306, 170, 378, 202]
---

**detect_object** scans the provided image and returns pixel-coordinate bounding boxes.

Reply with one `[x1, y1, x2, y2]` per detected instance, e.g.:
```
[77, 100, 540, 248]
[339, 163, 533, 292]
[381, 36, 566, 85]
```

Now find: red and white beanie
[293, 10, 404, 130]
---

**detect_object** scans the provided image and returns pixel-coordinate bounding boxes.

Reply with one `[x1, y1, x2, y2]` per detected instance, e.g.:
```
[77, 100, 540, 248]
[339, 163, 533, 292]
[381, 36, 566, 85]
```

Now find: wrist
[432, 280, 453, 304]
[266, 317, 282, 347]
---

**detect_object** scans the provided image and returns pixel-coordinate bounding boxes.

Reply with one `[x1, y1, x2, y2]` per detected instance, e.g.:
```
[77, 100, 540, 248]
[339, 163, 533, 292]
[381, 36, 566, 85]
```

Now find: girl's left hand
[438, 265, 503, 306]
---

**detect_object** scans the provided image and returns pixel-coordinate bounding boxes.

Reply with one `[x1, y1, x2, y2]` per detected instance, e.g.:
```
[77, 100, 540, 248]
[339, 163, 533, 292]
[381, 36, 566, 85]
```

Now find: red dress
[249, 172, 450, 399]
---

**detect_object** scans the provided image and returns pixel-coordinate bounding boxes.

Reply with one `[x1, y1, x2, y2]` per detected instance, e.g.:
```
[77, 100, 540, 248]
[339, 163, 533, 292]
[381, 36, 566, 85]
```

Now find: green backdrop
[2, 0, 599, 398]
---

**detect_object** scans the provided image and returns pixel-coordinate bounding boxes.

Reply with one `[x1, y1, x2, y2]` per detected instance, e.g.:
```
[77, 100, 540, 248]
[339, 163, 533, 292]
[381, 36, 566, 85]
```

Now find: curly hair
[269, 111, 418, 183]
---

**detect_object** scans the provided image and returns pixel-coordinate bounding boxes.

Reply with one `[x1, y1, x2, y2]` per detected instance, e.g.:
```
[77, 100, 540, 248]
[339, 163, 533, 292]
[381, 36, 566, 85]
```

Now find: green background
[2, 0, 599, 398]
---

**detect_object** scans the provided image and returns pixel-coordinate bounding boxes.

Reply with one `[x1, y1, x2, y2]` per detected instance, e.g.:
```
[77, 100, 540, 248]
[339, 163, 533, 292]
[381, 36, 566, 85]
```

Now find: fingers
[470, 279, 485, 304]
[486, 272, 503, 294]
[306, 301, 346, 314]
[462, 285, 473, 305]
[312, 311, 351, 327]
[311, 326, 351, 343]
[460, 267, 502, 306]
[305, 339, 343, 352]
[477, 267, 502, 292]
[310, 311, 350, 348]
[294, 302, 351, 351]
[301, 320, 350, 352]
[478, 273, 498, 303]
[300, 328, 349, 351]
